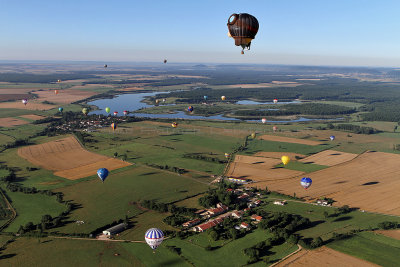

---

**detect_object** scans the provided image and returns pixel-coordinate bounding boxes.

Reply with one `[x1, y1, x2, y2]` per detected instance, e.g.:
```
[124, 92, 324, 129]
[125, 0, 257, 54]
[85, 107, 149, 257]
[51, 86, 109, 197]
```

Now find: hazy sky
[1, 0, 400, 66]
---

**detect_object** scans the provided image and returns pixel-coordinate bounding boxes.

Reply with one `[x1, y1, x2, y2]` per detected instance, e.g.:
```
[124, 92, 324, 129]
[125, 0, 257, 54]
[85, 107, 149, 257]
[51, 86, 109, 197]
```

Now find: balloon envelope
[111, 123, 117, 131]
[105, 107, 111, 113]
[58, 107, 63, 112]
[227, 13, 259, 51]
[251, 133, 256, 139]
[171, 122, 178, 128]
[22, 99, 28, 105]
[300, 177, 312, 189]
[97, 168, 109, 182]
[55, 90, 59, 95]
[82, 108, 89, 115]
[281, 156, 290, 165]
[145, 228, 164, 250]
[261, 118, 267, 124]
[221, 96, 226, 101]
[224, 153, 230, 158]
[273, 99, 278, 104]
[330, 135, 335, 141]
[113, 111, 118, 116]
[188, 106, 193, 112]
[204, 95, 208, 100]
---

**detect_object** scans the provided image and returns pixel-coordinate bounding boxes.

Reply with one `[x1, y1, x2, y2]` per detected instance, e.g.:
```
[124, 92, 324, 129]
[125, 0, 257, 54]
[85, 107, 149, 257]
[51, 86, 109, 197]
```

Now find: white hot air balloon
[145, 228, 164, 250]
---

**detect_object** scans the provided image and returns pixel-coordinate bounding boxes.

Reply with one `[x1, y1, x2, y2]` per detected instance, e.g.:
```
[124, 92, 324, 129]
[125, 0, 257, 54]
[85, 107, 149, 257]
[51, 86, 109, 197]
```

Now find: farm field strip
[299, 150, 358, 166]
[0, 117, 29, 127]
[259, 134, 322, 146]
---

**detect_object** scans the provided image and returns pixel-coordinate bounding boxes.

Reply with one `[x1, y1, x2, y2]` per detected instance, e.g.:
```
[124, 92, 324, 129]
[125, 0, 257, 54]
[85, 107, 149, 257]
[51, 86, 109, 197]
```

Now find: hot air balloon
[221, 96, 226, 101]
[105, 107, 111, 113]
[123, 110, 128, 116]
[251, 132, 256, 139]
[162, 99, 166, 103]
[273, 126, 278, 132]
[300, 177, 312, 189]
[330, 135, 335, 141]
[97, 168, 109, 183]
[54, 90, 59, 95]
[113, 111, 118, 116]
[57, 79, 61, 83]
[227, 13, 259, 54]
[82, 108, 89, 115]
[22, 99, 28, 106]
[104, 64, 108, 68]
[261, 118, 267, 124]
[204, 95, 208, 101]
[163, 59, 167, 64]
[155, 99, 160, 104]
[188, 106, 194, 112]
[171, 122, 178, 128]
[273, 99, 278, 104]
[58, 107, 63, 112]
[111, 123, 117, 131]
[224, 153, 230, 159]
[145, 228, 164, 250]
[281, 156, 290, 166]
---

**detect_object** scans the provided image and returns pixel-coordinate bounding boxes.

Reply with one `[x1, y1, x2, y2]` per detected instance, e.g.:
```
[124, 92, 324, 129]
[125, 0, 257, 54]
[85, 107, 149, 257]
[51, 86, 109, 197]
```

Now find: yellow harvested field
[18, 114, 46, 120]
[0, 101, 55, 110]
[226, 81, 302, 88]
[18, 136, 131, 180]
[299, 150, 358, 166]
[275, 246, 378, 267]
[260, 151, 400, 216]
[227, 155, 303, 182]
[33, 89, 97, 104]
[259, 135, 322, 146]
[255, 152, 305, 160]
[0, 117, 29, 127]
[375, 230, 400, 240]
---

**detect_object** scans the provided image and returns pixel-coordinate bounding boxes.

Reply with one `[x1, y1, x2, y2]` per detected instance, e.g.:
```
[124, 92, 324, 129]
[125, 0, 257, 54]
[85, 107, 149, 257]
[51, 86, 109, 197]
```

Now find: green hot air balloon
[58, 107, 63, 112]
[105, 107, 111, 113]
[82, 108, 89, 115]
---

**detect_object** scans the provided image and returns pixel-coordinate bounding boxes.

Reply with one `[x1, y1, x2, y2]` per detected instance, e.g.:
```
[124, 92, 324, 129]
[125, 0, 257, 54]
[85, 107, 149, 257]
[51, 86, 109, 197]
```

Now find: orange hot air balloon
[54, 90, 59, 95]
[171, 122, 178, 128]
[111, 123, 117, 131]
[221, 96, 226, 101]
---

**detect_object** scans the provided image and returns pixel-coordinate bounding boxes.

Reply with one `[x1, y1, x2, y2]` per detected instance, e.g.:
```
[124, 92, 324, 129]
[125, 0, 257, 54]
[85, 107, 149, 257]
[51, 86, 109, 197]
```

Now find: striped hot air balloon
[300, 177, 312, 189]
[145, 228, 164, 250]
[111, 123, 117, 131]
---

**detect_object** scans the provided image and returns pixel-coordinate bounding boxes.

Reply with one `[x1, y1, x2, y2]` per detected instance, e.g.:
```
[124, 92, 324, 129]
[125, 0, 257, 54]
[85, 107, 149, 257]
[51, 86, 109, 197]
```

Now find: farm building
[193, 217, 224, 232]
[240, 222, 249, 229]
[102, 223, 128, 236]
[228, 177, 251, 184]
[182, 218, 201, 228]
[273, 200, 287, 206]
[251, 214, 263, 222]
[231, 210, 244, 219]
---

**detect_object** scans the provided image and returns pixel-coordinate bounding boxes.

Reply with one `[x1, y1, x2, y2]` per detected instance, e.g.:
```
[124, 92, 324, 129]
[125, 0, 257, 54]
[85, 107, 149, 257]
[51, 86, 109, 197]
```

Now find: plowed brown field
[0, 117, 29, 127]
[257, 151, 400, 215]
[299, 150, 358, 166]
[18, 114, 45, 120]
[255, 152, 305, 160]
[227, 155, 303, 182]
[274, 246, 378, 267]
[259, 135, 322, 146]
[375, 229, 400, 240]
[33, 89, 97, 104]
[18, 136, 131, 180]
[0, 101, 55, 110]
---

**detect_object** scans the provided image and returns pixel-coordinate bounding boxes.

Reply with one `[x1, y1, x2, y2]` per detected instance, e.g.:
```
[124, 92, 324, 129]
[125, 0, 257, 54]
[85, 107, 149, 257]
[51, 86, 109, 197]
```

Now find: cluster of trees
[0, 189, 12, 220]
[326, 123, 379, 134]
[145, 163, 187, 174]
[378, 221, 398, 230]
[207, 216, 245, 242]
[182, 153, 227, 164]
[198, 184, 239, 209]
[234, 103, 356, 117]
[140, 200, 197, 218]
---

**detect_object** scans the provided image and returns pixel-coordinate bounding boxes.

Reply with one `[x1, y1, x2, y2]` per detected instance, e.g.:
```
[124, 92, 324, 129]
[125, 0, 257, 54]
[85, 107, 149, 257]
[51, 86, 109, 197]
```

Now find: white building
[102, 223, 128, 236]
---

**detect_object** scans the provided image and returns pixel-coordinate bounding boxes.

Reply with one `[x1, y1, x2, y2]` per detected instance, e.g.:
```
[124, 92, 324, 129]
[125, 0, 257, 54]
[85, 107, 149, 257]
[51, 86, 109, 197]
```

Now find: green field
[275, 161, 328, 173]
[3, 187, 67, 232]
[54, 165, 208, 234]
[328, 231, 400, 266]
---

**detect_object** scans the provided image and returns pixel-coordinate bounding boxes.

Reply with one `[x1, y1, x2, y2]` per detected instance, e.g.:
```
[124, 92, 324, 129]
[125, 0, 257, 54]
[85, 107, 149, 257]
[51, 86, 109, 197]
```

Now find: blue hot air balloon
[330, 135, 335, 141]
[58, 107, 63, 112]
[188, 106, 194, 112]
[145, 228, 164, 250]
[97, 168, 109, 183]
[300, 177, 312, 190]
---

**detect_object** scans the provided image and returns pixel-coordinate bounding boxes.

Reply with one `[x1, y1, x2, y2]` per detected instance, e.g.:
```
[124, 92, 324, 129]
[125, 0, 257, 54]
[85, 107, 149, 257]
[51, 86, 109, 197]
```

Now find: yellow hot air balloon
[155, 99, 160, 104]
[171, 122, 178, 128]
[251, 133, 256, 139]
[224, 153, 230, 158]
[281, 156, 290, 166]
[82, 108, 89, 115]
[221, 96, 226, 101]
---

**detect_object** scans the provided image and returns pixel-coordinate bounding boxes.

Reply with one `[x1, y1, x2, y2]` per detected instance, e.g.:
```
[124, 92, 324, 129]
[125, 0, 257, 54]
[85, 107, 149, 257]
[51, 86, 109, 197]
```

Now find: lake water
[88, 92, 342, 123]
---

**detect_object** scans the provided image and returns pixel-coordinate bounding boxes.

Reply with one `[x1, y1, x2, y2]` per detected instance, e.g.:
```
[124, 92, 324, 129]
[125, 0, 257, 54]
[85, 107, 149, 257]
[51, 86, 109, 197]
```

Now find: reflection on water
[88, 92, 342, 123]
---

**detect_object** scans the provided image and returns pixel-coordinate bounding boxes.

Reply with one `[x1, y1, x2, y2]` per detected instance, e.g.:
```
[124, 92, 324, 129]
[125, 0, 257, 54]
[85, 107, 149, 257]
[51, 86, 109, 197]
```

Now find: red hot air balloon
[123, 110, 128, 116]
[113, 111, 118, 116]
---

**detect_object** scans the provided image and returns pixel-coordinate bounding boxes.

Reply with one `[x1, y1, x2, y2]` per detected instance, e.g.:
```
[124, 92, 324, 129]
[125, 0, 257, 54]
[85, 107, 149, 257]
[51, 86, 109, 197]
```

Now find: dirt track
[274, 246, 378, 267]
[18, 136, 131, 180]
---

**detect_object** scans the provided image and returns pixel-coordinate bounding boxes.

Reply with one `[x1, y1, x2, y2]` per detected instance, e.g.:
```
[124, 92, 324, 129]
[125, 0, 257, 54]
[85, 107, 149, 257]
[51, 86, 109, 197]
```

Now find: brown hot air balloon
[227, 13, 259, 54]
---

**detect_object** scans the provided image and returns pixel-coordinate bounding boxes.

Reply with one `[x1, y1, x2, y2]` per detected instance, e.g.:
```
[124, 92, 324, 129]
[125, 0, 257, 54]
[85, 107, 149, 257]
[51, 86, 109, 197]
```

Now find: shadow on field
[362, 181, 379, 186]
[333, 216, 352, 222]
[0, 253, 16, 259]
[252, 161, 265, 164]
[302, 161, 314, 164]
[160, 259, 186, 266]
[139, 172, 158, 176]
[334, 180, 347, 184]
